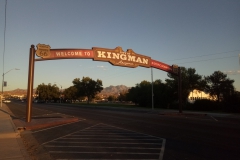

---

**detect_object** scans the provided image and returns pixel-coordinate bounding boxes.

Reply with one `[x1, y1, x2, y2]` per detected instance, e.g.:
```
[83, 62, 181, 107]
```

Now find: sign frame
[26, 44, 182, 122]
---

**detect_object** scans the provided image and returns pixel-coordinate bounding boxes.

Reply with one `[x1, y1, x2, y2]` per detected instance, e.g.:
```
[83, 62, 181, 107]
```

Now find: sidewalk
[0, 103, 30, 160]
[0, 103, 80, 160]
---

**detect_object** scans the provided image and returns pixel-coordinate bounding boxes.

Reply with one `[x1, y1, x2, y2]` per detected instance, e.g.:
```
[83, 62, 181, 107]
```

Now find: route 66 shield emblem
[36, 44, 51, 58]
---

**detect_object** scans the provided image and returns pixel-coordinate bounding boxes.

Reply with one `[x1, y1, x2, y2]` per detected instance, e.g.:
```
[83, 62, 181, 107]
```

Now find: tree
[153, 79, 173, 108]
[127, 79, 175, 108]
[108, 95, 116, 102]
[127, 80, 152, 107]
[118, 90, 128, 102]
[36, 83, 60, 102]
[166, 67, 204, 104]
[63, 86, 78, 101]
[72, 77, 103, 104]
[204, 71, 235, 102]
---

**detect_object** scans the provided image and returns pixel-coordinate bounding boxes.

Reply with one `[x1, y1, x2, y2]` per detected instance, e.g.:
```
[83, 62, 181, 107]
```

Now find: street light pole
[151, 67, 154, 110]
[1, 68, 20, 107]
[54, 82, 62, 103]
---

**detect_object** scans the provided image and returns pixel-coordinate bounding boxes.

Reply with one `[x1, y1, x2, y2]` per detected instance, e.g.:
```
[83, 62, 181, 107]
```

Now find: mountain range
[3, 85, 130, 97]
[98, 85, 130, 97]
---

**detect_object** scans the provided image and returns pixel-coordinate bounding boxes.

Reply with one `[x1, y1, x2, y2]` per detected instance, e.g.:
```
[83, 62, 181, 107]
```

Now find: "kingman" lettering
[97, 51, 148, 64]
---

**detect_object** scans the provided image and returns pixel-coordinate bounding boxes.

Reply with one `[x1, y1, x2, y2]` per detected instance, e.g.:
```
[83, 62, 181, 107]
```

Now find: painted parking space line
[45, 146, 161, 149]
[209, 115, 218, 121]
[44, 123, 166, 160]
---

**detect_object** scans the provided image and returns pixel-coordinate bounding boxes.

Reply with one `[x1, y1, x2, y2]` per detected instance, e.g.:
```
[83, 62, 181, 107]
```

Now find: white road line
[45, 145, 161, 149]
[159, 138, 166, 160]
[61, 138, 161, 140]
[48, 141, 162, 144]
[70, 135, 153, 137]
[41, 123, 102, 145]
[82, 129, 133, 131]
[73, 133, 145, 135]
[209, 115, 218, 121]
[50, 151, 160, 155]
[57, 159, 159, 160]
[98, 123, 166, 140]
[43, 123, 166, 159]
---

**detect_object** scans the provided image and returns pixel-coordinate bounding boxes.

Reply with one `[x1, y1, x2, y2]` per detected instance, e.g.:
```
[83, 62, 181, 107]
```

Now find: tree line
[35, 67, 240, 112]
[125, 68, 239, 112]
[36, 77, 103, 104]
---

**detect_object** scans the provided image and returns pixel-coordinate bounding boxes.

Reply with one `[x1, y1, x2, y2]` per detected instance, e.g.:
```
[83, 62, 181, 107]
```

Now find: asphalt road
[6, 101, 240, 160]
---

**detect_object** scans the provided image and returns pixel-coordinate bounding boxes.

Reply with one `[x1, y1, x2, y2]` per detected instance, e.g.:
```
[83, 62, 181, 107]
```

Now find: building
[188, 89, 216, 103]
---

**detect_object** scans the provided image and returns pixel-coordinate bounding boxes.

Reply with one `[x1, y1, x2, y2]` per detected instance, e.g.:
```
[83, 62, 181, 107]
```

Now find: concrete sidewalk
[0, 103, 30, 160]
[0, 103, 80, 160]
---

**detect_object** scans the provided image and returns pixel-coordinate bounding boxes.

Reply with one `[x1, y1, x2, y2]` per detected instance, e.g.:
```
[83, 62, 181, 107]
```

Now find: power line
[99, 55, 238, 81]
[239, 54, 240, 66]
[94, 52, 236, 79]
[223, 70, 240, 75]
[163, 50, 239, 62]
[69, 51, 239, 82]
[177, 55, 237, 65]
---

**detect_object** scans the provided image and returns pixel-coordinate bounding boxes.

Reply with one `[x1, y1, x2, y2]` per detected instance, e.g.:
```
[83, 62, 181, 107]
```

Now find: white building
[188, 89, 216, 103]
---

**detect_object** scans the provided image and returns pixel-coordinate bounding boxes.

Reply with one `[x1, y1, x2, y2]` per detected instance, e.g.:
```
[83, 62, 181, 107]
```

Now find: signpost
[26, 44, 182, 122]
[26, 45, 35, 122]
[172, 64, 179, 74]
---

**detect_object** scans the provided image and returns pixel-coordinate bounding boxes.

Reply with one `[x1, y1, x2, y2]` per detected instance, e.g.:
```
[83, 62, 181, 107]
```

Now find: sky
[0, 0, 240, 92]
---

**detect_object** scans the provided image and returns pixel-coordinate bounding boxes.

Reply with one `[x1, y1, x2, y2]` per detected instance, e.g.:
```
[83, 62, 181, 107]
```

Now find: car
[3, 100, 11, 103]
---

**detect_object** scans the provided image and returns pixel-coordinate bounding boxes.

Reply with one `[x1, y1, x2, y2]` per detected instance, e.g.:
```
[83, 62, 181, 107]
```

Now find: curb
[159, 112, 207, 116]
[13, 117, 79, 130]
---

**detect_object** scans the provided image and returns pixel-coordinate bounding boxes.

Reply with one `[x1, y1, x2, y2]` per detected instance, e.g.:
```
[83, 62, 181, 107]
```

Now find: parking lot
[43, 123, 165, 159]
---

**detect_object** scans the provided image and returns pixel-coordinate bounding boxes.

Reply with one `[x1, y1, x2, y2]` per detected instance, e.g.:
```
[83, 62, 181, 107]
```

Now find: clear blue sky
[1, 0, 240, 91]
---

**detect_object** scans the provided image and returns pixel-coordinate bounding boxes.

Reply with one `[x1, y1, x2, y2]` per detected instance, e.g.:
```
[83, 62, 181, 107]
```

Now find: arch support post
[26, 45, 35, 122]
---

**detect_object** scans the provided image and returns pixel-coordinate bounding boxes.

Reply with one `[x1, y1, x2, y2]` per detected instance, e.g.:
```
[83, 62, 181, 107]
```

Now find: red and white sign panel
[35, 44, 175, 73]
[36, 49, 94, 60]
[151, 59, 172, 72]
[49, 49, 94, 59]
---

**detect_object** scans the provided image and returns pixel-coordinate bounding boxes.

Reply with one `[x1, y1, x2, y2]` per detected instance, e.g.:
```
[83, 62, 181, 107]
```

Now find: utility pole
[178, 67, 182, 113]
[1, 68, 20, 107]
[151, 67, 154, 110]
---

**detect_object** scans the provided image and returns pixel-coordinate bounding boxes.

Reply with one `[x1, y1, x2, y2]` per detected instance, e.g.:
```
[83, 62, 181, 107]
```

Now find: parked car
[34, 100, 45, 103]
[3, 100, 11, 103]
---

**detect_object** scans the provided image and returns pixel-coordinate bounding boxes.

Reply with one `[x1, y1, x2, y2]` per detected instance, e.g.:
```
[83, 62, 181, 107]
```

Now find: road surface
[6, 101, 240, 160]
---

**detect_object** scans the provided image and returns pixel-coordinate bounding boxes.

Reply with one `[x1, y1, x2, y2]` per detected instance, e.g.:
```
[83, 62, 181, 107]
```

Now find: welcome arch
[26, 44, 182, 122]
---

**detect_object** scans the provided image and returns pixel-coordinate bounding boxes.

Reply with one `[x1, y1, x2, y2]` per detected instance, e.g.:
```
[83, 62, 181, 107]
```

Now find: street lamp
[54, 82, 62, 103]
[1, 68, 20, 107]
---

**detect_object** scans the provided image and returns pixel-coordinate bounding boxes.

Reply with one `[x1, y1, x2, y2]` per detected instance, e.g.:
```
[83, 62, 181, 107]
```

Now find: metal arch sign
[35, 44, 174, 73]
[26, 44, 181, 122]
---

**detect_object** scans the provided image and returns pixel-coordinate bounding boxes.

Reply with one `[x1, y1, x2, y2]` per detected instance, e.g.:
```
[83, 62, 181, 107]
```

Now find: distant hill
[4, 85, 130, 97]
[99, 85, 130, 97]
[4, 88, 28, 95]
